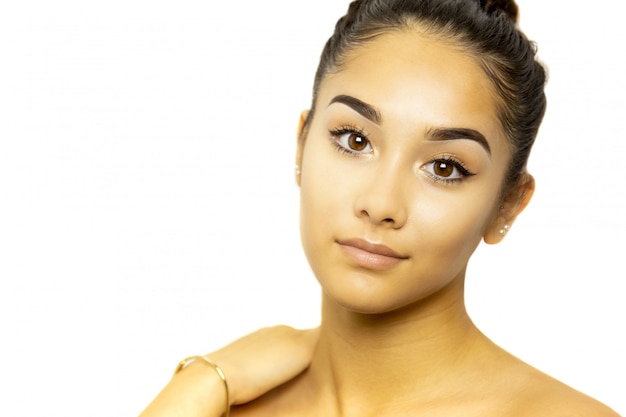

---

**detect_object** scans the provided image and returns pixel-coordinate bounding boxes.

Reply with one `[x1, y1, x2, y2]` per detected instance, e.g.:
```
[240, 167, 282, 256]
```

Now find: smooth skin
[140, 29, 619, 417]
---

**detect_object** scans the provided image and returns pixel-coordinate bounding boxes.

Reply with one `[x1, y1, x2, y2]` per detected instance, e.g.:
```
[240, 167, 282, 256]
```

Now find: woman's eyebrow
[328, 94, 382, 124]
[426, 127, 492, 155]
[327, 96, 491, 155]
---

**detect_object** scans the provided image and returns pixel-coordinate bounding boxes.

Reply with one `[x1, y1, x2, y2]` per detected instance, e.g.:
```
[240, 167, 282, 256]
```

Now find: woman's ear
[295, 110, 310, 187]
[483, 173, 535, 244]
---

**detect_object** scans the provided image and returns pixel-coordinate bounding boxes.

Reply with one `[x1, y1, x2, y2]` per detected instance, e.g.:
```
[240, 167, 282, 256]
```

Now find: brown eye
[422, 158, 475, 183]
[334, 130, 372, 154]
[433, 161, 453, 177]
[347, 133, 368, 151]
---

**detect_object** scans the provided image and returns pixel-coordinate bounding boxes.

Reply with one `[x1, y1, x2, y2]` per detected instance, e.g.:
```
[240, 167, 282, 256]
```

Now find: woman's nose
[353, 162, 408, 228]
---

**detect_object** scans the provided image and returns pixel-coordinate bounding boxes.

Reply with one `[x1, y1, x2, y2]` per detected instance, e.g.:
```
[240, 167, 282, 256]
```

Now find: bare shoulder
[503, 364, 620, 417]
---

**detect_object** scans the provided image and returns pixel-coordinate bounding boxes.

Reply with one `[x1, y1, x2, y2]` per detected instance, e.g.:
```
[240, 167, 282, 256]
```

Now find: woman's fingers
[208, 325, 320, 405]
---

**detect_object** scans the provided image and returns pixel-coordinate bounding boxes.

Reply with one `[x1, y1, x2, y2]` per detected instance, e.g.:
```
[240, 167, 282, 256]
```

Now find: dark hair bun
[479, 0, 519, 22]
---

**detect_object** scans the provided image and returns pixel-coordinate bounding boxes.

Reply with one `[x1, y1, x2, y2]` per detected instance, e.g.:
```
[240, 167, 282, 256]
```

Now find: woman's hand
[139, 325, 319, 417]
[209, 325, 320, 405]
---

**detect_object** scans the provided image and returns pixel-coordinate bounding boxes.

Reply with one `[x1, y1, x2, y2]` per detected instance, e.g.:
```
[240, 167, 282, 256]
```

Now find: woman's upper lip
[337, 238, 408, 259]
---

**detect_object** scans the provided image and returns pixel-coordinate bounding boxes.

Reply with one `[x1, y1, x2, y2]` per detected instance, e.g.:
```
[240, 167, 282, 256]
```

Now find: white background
[0, 0, 624, 415]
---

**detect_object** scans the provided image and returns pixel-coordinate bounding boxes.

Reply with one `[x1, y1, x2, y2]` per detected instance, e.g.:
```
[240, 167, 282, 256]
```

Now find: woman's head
[294, 0, 546, 313]
[297, 29, 523, 313]
[301, 0, 546, 196]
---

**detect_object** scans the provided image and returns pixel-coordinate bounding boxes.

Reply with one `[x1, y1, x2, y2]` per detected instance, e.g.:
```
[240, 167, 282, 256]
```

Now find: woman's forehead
[316, 31, 505, 146]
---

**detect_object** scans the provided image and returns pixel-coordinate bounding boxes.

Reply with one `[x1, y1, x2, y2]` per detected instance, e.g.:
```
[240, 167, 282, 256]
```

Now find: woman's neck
[305, 276, 487, 415]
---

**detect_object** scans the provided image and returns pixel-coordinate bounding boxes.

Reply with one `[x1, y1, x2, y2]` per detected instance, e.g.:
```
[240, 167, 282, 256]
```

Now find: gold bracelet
[174, 355, 230, 417]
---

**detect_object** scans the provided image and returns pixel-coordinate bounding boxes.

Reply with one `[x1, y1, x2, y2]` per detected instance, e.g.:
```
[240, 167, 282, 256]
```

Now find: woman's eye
[423, 159, 474, 182]
[433, 161, 456, 178]
[335, 131, 372, 153]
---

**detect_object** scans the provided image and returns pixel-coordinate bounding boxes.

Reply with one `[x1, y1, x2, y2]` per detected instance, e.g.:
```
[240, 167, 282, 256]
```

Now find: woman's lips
[336, 238, 408, 270]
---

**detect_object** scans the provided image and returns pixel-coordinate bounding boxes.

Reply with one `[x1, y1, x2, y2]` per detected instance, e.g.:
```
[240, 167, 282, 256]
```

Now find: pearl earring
[295, 165, 301, 176]
[499, 224, 510, 236]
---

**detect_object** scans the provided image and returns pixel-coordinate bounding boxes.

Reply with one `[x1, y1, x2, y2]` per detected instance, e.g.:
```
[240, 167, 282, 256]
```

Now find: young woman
[141, 0, 620, 416]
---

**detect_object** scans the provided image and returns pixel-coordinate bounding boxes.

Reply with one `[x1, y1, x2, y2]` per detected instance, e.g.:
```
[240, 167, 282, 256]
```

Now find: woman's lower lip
[338, 243, 404, 270]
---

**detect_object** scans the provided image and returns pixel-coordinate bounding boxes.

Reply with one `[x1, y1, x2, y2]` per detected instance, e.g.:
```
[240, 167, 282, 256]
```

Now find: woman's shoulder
[509, 383, 619, 416]
[495, 358, 620, 417]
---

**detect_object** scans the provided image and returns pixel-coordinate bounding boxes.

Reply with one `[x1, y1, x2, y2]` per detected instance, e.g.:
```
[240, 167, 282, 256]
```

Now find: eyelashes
[328, 125, 477, 184]
[422, 156, 476, 183]
[329, 125, 373, 155]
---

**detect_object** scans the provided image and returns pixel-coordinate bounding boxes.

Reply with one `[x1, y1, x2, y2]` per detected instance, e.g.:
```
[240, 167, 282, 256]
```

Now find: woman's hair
[303, 0, 547, 194]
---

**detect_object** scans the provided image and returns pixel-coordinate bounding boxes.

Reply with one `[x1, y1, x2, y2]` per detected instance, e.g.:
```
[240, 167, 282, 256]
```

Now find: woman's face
[298, 31, 514, 314]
